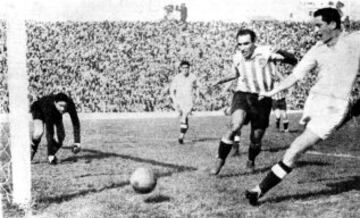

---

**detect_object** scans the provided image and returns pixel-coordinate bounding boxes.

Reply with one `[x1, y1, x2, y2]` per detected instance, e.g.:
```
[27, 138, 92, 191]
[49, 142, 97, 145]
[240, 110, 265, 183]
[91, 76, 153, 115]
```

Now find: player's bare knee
[250, 129, 264, 143]
[33, 128, 43, 140]
[32, 120, 43, 139]
[284, 141, 309, 167]
[230, 122, 241, 133]
[283, 148, 299, 167]
[250, 136, 261, 145]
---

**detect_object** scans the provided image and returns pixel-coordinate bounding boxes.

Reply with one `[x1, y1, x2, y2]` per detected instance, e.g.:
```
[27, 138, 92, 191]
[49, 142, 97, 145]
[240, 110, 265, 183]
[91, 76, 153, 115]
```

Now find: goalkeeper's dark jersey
[30, 93, 80, 143]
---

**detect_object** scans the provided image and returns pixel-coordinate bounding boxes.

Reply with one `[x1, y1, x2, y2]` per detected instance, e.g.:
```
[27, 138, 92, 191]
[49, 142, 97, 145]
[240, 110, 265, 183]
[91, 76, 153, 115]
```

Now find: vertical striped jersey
[233, 46, 278, 94]
[272, 81, 288, 100]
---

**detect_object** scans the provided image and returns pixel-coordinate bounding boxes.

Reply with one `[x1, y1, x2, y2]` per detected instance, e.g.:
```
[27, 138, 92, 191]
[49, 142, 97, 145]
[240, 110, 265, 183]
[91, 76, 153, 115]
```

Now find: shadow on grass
[217, 160, 331, 178]
[35, 180, 130, 207]
[218, 166, 272, 178]
[263, 175, 360, 204]
[144, 194, 171, 203]
[287, 129, 301, 134]
[62, 147, 197, 171]
[262, 145, 289, 153]
[190, 137, 219, 143]
[35, 147, 197, 207]
[296, 160, 331, 167]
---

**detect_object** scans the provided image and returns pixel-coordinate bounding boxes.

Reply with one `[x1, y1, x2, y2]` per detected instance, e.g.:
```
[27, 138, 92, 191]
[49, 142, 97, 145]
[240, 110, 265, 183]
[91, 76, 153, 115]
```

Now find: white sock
[251, 185, 262, 195]
[48, 155, 55, 162]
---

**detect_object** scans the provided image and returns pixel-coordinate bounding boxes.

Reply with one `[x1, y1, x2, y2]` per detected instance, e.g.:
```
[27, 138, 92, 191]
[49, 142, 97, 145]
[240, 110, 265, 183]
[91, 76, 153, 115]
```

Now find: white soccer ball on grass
[130, 167, 157, 194]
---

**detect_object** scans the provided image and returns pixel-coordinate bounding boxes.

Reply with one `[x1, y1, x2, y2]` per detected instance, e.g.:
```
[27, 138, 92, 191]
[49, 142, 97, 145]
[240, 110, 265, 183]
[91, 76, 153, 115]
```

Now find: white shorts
[174, 97, 193, 114]
[300, 93, 349, 140]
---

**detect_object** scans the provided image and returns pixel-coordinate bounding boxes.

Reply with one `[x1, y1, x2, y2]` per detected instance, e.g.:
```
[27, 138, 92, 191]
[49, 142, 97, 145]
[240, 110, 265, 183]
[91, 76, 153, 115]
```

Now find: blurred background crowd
[0, 19, 359, 113]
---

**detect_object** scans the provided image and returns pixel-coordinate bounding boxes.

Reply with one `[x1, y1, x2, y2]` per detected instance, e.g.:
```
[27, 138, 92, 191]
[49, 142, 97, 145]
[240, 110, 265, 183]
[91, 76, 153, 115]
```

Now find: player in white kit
[246, 8, 360, 206]
[170, 60, 199, 144]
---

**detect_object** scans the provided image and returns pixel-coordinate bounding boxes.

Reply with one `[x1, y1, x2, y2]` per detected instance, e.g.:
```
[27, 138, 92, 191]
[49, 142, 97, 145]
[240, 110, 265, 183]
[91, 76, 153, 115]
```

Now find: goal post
[7, 17, 31, 207]
[2, 0, 32, 212]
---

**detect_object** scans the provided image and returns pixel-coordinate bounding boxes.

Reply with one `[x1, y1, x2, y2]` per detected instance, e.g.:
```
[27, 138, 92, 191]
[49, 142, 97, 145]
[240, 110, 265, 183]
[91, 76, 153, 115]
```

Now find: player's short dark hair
[314, 8, 341, 29]
[54, 93, 69, 103]
[179, 60, 191, 68]
[236, 29, 257, 42]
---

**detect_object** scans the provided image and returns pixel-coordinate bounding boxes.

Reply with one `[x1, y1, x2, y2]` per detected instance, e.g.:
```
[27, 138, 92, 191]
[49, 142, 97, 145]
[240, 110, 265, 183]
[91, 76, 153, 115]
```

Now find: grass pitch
[3, 113, 360, 218]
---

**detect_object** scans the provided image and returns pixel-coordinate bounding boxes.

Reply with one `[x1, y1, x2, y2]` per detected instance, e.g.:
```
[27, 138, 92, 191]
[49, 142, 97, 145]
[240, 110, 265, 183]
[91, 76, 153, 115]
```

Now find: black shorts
[230, 91, 272, 129]
[272, 98, 287, 110]
[337, 97, 360, 129]
[30, 101, 44, 121]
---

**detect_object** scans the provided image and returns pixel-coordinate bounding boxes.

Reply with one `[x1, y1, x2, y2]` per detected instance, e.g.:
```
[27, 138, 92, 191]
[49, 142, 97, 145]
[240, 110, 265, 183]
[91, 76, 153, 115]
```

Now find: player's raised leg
[245, 129, 320, 205]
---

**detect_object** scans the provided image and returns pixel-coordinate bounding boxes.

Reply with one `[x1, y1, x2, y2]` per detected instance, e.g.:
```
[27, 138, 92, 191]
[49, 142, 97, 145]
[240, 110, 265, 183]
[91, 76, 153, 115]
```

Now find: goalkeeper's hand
[72, 143, 81, 154]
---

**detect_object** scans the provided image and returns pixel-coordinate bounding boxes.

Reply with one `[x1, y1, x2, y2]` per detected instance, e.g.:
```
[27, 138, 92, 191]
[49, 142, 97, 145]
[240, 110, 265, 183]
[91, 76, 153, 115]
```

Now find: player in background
[30, 93, 81, 164]
[272, 81, 289, 132]
[170, 60, 199, 144]
[210, 28, 297, 175]
[245, 8, 360, 206]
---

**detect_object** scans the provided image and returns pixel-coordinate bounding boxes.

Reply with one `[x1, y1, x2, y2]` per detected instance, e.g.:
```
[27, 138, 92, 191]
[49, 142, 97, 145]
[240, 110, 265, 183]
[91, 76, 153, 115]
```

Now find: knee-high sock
[47, 140, 62, 156]
[248, 143, 261, 162]
[218, 138, 233, 160]
[180, 123, 188, 134]
[31, 138, 41, 160]
[259, 161, 292, 195]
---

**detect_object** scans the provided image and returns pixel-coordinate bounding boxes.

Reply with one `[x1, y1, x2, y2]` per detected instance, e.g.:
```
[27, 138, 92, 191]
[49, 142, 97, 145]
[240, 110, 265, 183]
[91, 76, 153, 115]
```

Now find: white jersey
[295, 31, 360, 139]
[233, 45, 277, 94]
[170, 73, 197, 109]
[293, 31, 360, 101]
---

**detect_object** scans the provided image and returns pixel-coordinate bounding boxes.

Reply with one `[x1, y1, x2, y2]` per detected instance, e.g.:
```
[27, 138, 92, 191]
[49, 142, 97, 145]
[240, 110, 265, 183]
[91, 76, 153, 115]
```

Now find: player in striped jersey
[210, 29, 297, 175]
[170, 60, 199, 144]
[272, 81, 289, 132]
[245, 8, 360, 206]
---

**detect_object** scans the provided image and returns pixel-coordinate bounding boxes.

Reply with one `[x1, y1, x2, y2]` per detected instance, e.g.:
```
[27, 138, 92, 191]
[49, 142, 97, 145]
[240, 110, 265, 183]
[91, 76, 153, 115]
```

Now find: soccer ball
[130, 167, 157, 194]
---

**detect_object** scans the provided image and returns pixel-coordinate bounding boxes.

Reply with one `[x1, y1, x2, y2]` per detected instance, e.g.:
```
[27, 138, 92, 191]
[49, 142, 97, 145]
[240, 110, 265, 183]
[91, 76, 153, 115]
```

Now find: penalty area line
[127, 137, 360, 160]
[306, 150, 360, 160]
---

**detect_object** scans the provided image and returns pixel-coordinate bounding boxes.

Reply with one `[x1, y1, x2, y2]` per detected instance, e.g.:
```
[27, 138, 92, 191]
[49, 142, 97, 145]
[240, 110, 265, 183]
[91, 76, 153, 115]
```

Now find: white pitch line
[125, 136, 360, 160]
[132, 137, 360, 159]
[306, 151, 360, 160]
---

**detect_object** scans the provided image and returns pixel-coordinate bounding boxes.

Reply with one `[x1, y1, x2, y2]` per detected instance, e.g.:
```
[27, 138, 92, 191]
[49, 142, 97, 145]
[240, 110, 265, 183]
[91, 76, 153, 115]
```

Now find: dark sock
[276, 118, 280, 129]
[32, 138, 41, 150]
[180, 123, 188, 134]
[48, 140, 62, 156]
[283, 121, 289, 131]
[31, 138, 41, 160]
[248, 143, 261, 162]
[259, 161, 292, 195]
[218, 140, 233, 160]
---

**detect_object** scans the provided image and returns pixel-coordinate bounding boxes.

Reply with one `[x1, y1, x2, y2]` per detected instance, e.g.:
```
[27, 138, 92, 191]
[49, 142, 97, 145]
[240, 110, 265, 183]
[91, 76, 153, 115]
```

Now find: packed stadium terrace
[0, 19, 359, 113]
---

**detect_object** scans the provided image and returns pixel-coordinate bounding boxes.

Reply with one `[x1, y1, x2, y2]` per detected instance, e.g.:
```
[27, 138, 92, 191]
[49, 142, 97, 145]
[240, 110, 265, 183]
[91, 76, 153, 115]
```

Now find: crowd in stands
[0, 19, 359, 113]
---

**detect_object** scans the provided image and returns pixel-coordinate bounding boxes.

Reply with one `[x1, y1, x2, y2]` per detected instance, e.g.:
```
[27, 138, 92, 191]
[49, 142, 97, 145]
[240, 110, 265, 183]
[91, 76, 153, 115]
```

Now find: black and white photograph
[0, 0, 360, 217]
